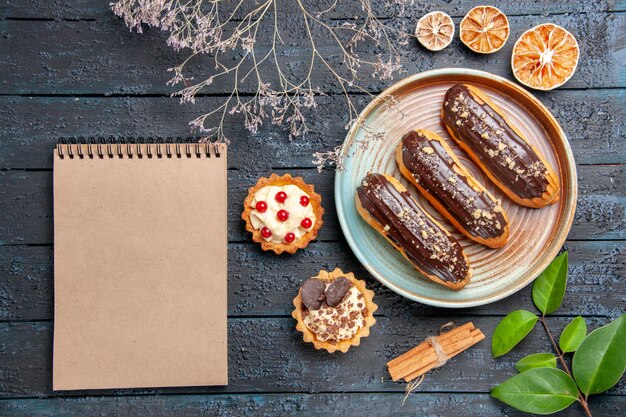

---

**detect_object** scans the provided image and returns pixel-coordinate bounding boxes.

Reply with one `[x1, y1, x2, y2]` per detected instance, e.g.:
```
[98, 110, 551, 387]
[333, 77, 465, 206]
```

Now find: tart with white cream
[242, 173, 324, 254]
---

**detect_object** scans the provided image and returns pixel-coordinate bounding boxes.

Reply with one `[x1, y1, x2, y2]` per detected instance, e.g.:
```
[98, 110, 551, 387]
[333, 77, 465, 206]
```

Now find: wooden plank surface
[0, 165, 623, 245]
[1, 12, 625, 95]
[1, 317, 624, 399]
[1, 393, 624, 417]
[2, 0, 625, 20]
[1, 90, 624, 170]
[0, 0, 624, 415]
[1, 241, 624, 321]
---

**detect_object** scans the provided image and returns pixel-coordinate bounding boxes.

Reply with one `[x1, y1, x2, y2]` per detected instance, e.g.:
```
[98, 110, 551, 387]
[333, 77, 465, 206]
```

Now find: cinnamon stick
[387, 322, 474, 369]
[387, 323, 473, 379]
[388, 325, 472, 379]
[387, 322, 485, 382]
[402, 330, 485, 381]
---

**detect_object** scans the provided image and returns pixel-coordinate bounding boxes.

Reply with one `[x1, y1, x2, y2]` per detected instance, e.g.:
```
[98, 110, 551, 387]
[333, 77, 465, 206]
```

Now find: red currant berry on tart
[242, 174, 324, 255]
[277, 210, 289, 221]
[275, 191, 287, 203]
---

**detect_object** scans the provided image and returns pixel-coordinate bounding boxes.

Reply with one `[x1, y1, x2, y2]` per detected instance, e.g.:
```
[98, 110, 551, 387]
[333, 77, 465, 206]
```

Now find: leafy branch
[490, 251, 626, 416]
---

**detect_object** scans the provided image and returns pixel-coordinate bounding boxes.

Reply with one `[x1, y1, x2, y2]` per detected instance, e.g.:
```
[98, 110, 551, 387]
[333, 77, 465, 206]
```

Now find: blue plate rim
[334, 68, 578, 308]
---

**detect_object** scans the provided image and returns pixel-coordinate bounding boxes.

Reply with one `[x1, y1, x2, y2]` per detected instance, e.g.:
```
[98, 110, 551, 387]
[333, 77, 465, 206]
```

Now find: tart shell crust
[292, 268, 378, 353]
[242, 173, 324, 254]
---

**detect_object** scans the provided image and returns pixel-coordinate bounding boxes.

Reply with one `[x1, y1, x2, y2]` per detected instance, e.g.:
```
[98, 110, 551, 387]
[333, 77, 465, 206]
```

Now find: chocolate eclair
[396, 129, 509, 248]
[356, 173, 471, 290]
[442, 84, 559, 208]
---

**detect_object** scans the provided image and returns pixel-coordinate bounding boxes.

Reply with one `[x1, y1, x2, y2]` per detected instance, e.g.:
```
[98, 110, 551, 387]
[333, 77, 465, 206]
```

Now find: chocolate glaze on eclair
[397, 129, 509, 248]
[442, 84, 559, 208]
[356, 173, 471, 290]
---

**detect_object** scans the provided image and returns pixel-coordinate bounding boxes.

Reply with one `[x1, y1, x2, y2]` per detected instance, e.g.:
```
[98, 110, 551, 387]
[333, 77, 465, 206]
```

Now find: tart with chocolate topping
[356, 173, 472, 290]
[242, 173, 324, 254]
[396, 129, 510, 248]
[442, 84, 560, 208]
[292, 268, 377, 353]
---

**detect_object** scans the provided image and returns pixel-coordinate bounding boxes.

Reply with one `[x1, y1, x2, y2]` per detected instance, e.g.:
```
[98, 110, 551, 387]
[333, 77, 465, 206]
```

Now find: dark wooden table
[0, 1, 624, 416]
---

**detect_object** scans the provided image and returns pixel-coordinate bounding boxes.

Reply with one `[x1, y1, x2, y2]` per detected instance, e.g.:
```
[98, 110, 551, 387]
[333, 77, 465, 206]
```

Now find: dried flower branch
[111, 0, 412, 170]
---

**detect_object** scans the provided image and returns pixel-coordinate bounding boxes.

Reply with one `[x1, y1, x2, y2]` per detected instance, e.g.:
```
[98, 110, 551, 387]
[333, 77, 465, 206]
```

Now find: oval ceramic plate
[335, 68, 577, 308]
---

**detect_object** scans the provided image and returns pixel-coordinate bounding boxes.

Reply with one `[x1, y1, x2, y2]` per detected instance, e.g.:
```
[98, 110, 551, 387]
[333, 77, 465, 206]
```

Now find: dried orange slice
[511, 23, 580, 90]
[415, 11, 455, 51]
[460, 5, 510, 54]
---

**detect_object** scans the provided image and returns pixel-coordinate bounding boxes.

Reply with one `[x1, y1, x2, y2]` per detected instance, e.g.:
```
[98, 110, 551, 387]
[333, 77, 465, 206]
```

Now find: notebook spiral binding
[56, 136, 222, 159]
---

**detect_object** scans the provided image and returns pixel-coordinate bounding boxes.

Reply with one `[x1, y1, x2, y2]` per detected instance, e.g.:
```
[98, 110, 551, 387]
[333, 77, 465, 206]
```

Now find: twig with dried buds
[111, 0, 412, 170]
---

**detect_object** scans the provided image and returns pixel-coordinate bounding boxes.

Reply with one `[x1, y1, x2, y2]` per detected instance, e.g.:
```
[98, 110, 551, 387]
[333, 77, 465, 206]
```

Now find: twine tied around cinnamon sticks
[387, 321, 485, 403]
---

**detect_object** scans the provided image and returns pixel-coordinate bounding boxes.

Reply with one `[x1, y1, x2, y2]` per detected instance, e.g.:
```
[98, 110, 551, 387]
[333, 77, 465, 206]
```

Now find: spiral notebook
[52, 139, 228, 390]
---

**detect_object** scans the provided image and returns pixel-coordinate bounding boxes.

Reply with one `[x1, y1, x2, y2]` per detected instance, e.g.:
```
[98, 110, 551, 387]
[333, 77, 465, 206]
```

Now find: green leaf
[492, 310, 538, 358]
[573, 314, 626, 396]
[532, 252, 568, 315]
[559, 316, 587, 353]
[516, 353, 557, 372]
[491, 367, 579, 415]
